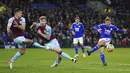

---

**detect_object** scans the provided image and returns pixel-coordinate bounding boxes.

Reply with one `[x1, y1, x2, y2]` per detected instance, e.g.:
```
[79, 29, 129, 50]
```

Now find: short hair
[105, 17, 111, 21]
[14, 8, 22, 13]
[39, 16, 46, 20]
[105, 18, 111, 21]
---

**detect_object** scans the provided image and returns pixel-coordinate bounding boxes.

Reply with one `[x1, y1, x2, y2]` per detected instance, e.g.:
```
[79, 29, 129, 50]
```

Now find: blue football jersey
[93, 23, 123, 38]
[70, 22, 84, 38]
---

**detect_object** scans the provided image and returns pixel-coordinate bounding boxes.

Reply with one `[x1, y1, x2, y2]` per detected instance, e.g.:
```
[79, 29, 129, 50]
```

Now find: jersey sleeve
[93, 24, 103, 31]
[46, 26, 52, 37]
[7, 18, 14, 27]
[113, 25, 123, 33]
[21, 17, 26, 26]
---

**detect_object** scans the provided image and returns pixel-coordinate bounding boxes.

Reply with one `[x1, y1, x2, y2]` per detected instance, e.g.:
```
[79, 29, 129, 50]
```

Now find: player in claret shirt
[7, 8, 47, 69]
[30, 16, 77, 67]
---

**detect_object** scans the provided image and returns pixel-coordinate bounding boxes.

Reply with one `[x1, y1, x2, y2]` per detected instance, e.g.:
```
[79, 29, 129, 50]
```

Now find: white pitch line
[59, 67, 130, 72]
[87, 62, 130, 66]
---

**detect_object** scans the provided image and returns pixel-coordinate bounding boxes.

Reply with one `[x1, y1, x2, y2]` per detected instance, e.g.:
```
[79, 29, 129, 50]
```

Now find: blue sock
[89, 45, 99, 54]
[74, 46, 78, 54]
[80, 46, 85, 53]
[11, 52, 22, 63]
[100, 53, 106, 64]
[61, 52, 72, 60]
[32, 42, 46, 48]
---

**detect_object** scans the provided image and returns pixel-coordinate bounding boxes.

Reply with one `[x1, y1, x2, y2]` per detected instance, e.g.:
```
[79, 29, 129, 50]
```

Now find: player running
[86, 18, 124, 66]
[30, 16, 77, 67]
[70, 17, 86, 58]
[7, 8, 47, 69]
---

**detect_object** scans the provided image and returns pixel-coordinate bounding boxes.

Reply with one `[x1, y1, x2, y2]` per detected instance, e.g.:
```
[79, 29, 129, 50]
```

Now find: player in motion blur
[70, 17, 86, 57]
[30, 16, 76, 67]
[7, 8, 47, 69]
[87, 17, 124, 66]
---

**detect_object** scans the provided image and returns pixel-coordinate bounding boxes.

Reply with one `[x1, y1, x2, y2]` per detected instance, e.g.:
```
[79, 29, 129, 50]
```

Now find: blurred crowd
[0, 0, 130, 47]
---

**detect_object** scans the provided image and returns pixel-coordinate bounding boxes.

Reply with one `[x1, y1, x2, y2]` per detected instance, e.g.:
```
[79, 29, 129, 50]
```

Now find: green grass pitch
[0, 48, 130, 73]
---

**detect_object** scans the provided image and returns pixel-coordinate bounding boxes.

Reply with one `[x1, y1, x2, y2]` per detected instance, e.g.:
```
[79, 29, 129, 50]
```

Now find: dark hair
[14, 8, 22, 13]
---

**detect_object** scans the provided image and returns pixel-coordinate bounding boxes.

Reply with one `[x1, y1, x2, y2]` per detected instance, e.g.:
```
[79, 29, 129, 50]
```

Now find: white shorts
[73, 37, 83, 44]
[45, 39, 61, 50]
[98, 38, 111, 46]
[13, 36, 26, 48]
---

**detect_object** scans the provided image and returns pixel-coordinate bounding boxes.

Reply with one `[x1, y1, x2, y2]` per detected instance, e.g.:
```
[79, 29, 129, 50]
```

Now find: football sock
[55, 58, 62, 64]
[10, 52, 22, 63]
[74, 46, 78, 54]
[32, 42, 46, 48]
[80, 46, 85, 53]
[61, 52, 72, 60]
[100, 53, 106, 64]
[89, 45, 99, 54]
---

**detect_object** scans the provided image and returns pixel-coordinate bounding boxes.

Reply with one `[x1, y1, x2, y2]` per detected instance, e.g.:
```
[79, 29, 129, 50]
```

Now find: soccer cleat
[8, 60, 12, 69]
[72, 59, 77, 63]
[83, 53, 86, 58]
[74, 54, 79, 58]
[86, 50, 91, 56]
[50, 63, 58, 67]
[103, 63, 107, 66]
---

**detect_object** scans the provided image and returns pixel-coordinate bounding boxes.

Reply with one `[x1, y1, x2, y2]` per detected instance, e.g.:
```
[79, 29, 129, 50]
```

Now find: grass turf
[0, 48, 130, 73]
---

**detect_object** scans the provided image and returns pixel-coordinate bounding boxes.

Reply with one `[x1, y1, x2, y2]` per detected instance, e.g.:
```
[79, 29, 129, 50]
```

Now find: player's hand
[123, 29, 127, 32]
[98, 29, 102, 33]
[72, 31, 75, 35]
[30, 22, 37, 29]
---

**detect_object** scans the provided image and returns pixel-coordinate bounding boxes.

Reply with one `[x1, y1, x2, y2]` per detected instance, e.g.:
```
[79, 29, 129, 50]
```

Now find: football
[106, 44, 114, 52]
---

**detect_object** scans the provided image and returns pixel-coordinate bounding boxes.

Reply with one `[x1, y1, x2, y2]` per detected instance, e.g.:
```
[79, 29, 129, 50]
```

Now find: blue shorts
[13, 36, 26, 48]
[45, 39, 61, 50]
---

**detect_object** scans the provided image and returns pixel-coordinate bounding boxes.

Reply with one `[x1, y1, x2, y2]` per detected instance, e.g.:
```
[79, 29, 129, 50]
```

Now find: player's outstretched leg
[51, 53, 62, 67]
[53, 48, 77, 63]
[8, 48, 25, 69]
[23, 39, 47, 49]
[87, 40, 105, 56]
[99, 47, 107, 66]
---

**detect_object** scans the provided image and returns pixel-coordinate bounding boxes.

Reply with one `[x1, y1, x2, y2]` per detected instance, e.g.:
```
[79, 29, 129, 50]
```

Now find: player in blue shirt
[70, 17, 86, 58]
[87, 18, 124, 66]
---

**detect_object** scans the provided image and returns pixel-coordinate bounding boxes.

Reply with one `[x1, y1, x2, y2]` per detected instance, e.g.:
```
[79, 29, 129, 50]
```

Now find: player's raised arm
[30, 22, 38, 29]
[113, 25, 123, 33]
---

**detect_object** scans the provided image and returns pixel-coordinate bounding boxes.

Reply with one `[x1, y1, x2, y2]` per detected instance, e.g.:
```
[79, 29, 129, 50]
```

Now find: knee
[98, 40, 106, 47]
[20, 48, 25, 55]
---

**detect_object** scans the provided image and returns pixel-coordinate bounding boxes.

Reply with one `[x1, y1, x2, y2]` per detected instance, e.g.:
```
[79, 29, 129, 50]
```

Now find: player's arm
[7, 18, 13, 34]
[15, 17, 26, 31]
[30, 22, 37, 29]
[37, 27, 51, 40]
[70, 24, 75, 35]
[113, 26, 123, 33]
[93, 24, 102, 33]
